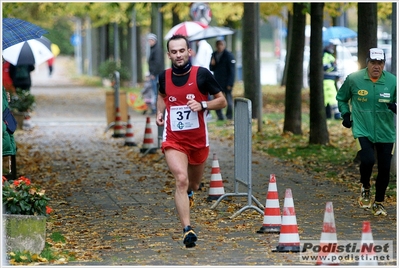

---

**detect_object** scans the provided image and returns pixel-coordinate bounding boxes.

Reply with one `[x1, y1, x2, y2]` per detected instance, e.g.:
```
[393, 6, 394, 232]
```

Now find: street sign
[70, 34, 81, 46]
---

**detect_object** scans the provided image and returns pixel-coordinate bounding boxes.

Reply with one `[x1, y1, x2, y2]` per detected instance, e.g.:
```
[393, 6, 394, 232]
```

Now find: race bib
[170, 105, 199, 131]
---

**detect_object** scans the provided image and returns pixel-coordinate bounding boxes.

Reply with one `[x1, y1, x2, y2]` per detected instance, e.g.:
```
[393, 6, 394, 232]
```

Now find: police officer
[323, 41, 341, 119]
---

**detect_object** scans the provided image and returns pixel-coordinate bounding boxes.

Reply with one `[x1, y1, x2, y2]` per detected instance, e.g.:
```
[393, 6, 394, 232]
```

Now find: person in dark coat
[9, 64, 35, 92]
[147, 33, 164, 114]
[210, 38, 236, 120]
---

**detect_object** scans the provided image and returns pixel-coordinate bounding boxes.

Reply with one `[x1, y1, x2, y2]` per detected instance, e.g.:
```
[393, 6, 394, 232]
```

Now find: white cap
[368, 48, 385, 61]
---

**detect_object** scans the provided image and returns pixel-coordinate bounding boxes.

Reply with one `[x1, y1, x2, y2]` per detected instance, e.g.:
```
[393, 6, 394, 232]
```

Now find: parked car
[344, 40, 392, 73]
[378, 44, 392, 72]
[276, 44, 358, 88]
[275, 47, 310, 87]
[335, 44, 359, 83]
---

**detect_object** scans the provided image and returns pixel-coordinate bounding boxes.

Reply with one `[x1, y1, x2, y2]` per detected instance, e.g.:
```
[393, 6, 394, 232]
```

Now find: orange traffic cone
[207, 153, 225, 201]
[316, 202, 339, 265]
[272, 188, 304, 253]
[257, 174, 281, 233]
[358, 221, 378, 266]
[124, 115, 137, 146]
[140, 117, 157, 154]
[112, 107, 125, 138]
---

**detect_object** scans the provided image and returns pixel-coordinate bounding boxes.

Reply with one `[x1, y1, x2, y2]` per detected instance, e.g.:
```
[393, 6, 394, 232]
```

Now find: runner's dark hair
[167, 34, 190, 51]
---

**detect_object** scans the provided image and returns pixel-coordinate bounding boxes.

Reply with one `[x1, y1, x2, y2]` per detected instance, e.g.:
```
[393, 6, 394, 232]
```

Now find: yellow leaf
[37, 256, 48, 262]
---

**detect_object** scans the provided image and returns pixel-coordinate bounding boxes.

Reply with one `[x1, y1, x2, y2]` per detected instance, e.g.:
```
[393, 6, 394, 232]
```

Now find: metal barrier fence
[211, 97, 264, 218]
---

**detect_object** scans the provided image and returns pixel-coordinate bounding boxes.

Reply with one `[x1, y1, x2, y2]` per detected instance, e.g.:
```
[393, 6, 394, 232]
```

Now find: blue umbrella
[323, 26, 357, 42]
[3, 18, 48, 50]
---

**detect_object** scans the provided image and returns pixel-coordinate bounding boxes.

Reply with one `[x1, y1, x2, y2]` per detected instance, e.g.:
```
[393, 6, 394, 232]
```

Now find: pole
[74, 18, 82, 75]
[254, 3, 262, 132]
[85, 16, 92, 76]
[114, 23, 120, 62]
[131, 9, 138, 87]
[114, 71, 120, 109]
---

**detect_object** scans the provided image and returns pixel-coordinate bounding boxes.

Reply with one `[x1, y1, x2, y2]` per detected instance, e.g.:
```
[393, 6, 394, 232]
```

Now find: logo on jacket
[358, 90, 368, 96]
[169, 96, 177, 102]
[186, 94, 195, 100]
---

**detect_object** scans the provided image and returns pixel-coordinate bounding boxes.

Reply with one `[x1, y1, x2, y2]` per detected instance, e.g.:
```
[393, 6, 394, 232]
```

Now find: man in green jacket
[336, 48, 396, 216]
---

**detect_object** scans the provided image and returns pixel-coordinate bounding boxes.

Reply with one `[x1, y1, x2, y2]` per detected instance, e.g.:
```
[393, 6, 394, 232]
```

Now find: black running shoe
[183, 225, 197, 248]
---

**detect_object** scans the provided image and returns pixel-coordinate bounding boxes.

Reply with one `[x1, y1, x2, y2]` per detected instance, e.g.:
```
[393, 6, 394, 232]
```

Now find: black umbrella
[188, 26, 235, 42]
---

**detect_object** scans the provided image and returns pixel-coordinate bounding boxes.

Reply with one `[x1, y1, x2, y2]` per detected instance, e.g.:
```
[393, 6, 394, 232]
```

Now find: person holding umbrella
[191, 39, 213, 70]
[47, 43, 60, 77]
[9, 63, 35, 92]
[3, 36, 53, 92]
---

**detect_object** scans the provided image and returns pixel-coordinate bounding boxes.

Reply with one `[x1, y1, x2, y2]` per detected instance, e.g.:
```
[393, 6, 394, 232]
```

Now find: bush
[98, 60, 130, 81]
[2, 176, 52, 216]
[9, 88, 35, 113]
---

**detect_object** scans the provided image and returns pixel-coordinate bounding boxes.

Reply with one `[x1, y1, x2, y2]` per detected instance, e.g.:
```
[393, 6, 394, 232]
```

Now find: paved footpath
[14, 56, 396, 266]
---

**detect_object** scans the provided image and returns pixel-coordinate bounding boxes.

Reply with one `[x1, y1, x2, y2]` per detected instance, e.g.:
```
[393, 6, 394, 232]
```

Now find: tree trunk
[243, 3, 261, 119]
[309, 3, 329, 145]
[391, 2, 397, 76]
[105, 24, 110, 60]
[150, 3, 158, 35]
[283, 3, 306, 135]
[391, 3, 397, 176]
[136, 25, 143, 83]
[353, 3, 378, 164]
[172, 4, 180, 26]
[358, 3, 378, 69]
[281, 11, 292, 87]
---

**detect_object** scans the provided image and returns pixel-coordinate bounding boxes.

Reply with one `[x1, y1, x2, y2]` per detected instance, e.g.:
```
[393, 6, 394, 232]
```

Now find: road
[10, 56, 395, 266]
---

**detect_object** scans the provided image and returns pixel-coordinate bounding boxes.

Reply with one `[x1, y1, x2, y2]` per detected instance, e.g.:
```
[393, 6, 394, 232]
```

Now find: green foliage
[45, 17, 75, 56]
[2, 176, 51, 216]
[10, 251, 33, 263]
[50, 232, 66, 243]
[9, 88, 35, 113]
[40, 244, 59, 262]
[98, 60, 131, 81]
[2, 2, 394, 85]
[161, 3, 191, 25]
[259, 3, 289, 20]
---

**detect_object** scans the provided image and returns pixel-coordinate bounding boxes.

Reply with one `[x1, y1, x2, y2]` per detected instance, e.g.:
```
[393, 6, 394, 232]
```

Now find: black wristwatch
[201, 101, 208, 110]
